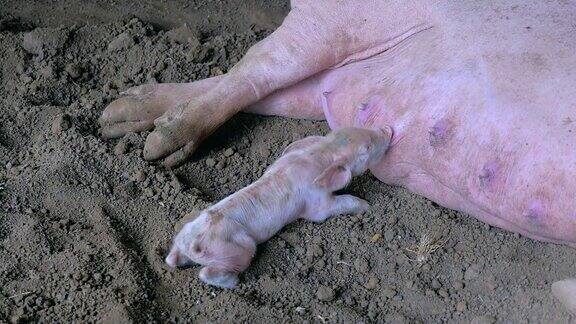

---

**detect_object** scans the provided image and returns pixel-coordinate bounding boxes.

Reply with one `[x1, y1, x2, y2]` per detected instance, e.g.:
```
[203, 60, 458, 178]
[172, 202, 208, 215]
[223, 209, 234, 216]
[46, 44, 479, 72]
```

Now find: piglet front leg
[305, 164, 370, 223]
[305, 194, 369, 223]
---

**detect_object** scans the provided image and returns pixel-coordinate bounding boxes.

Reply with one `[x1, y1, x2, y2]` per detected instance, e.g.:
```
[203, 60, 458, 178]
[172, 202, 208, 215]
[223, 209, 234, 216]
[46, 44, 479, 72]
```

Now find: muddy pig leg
[128, 8, 350, 168]
[99, 72, 326, 139]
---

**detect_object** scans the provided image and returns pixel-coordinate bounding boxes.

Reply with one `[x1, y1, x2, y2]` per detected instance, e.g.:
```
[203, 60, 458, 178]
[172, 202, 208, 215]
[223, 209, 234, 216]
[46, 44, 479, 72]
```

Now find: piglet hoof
[334, 194, 370, 215]
[199, 266, 239, 289]
[552, 278, 576, 314]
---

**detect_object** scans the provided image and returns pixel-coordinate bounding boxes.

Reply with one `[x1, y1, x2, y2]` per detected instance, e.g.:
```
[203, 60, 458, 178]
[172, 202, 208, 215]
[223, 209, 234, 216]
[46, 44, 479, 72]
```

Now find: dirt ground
[0, 1, 574, 323]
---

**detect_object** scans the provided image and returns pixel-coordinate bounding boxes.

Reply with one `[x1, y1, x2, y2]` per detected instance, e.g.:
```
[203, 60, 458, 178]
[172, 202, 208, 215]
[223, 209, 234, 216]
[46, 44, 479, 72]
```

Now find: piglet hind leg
[305, 194, 369, 223]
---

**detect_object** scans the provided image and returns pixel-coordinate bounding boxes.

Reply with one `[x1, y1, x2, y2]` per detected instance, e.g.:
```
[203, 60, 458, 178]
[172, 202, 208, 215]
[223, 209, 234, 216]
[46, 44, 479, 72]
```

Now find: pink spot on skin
[479, 160, 501, 191]
[356, 97, 380, 127]
[524, 200, 547, 227]
[429, 119, 453, 147]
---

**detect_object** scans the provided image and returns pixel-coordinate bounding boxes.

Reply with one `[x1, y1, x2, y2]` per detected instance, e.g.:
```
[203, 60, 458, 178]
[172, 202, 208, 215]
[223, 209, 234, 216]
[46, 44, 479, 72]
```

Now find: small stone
[134, 170, 146, 182]
[170, 178, 182, 191]
[456, 301, 467, 312]
[143, 188, 154, 197]
[294, 306, 306, 315]
[205, 158, 216, 167]
[384, 229, 395, 242]
[119, 181, 138, 198]
[40, 66, 55, 78]
[22, 28, 69, 55]
[11, 310, 26, 323]
[93, 273, 102, 281]
[210, 66, 224, 76]
[470, 315, 496, 324]
[405, 280, 414, 289]
[65, 63, 82, 79]
[431, 279, 442, 290]
[365, 277, 379, 290]
[384, 313, 407, 324]
[438, 289, 449, 298]
[257, 147, 270, 158]
[279, 232, 300, 247]
[215, 160, 226, 170]
[370, 233, 382, 242]
[453, 280, 464, 290]
[20, 74, 33, 83]
[108, 32, 134, 51]
[484, 276, 498, 291]
[309, 244, 323, 257]
[114, 140, 129, 155]
[382, 288, 396, 299]
[464, 264, 480, 281]
[223, 148, 234, 157]
[51, 114, 72, 135]
[165, 24, 200, 49]
[316, 286, 335, 302]
[354, 257, 370, 273]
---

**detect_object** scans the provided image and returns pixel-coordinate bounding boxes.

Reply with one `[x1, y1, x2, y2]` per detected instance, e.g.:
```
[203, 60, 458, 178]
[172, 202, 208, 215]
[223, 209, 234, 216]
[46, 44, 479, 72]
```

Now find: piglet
[165, 126, 392, 288]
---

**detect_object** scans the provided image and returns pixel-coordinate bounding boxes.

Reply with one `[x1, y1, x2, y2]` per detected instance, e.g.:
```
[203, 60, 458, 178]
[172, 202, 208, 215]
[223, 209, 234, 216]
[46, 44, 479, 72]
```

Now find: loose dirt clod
[316, 286, 335, 301]
[51, 114, 72, 135]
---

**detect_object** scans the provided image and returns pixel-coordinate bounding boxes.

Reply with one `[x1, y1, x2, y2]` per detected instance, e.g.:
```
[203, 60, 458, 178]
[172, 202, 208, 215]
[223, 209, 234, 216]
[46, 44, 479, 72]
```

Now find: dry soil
[0, 1, 574, 323]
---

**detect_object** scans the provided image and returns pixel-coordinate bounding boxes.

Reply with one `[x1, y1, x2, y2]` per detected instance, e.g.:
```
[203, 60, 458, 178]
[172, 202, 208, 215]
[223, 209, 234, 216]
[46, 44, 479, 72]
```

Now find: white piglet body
[165, 127, 391, 288]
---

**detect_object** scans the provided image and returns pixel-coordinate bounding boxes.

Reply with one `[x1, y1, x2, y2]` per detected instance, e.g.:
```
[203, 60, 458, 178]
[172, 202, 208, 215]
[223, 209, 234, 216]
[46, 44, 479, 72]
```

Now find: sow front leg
[101, 8, 343, 167]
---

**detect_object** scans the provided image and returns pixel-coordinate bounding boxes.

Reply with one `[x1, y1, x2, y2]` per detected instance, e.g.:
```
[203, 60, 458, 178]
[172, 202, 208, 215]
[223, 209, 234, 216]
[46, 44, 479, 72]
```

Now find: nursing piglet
[165, 126, 392, 288]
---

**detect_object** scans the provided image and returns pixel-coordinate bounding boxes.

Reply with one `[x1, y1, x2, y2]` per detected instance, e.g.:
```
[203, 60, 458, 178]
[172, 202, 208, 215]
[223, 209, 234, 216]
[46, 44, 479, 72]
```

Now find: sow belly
[317, 5, 576, 246]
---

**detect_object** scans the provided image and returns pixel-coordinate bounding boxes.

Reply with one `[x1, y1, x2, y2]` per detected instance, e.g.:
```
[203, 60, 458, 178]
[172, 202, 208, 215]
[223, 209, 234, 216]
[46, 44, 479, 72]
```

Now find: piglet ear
[282, 136, 324, 155]
[199, 266, 239, 289]
[313, 164, 352, 191]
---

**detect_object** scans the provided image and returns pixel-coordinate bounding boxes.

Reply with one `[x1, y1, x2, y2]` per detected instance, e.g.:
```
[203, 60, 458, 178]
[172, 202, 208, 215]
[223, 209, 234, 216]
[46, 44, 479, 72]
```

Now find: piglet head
[165, 210, 257, 289]
[327, 126, 392, 174]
